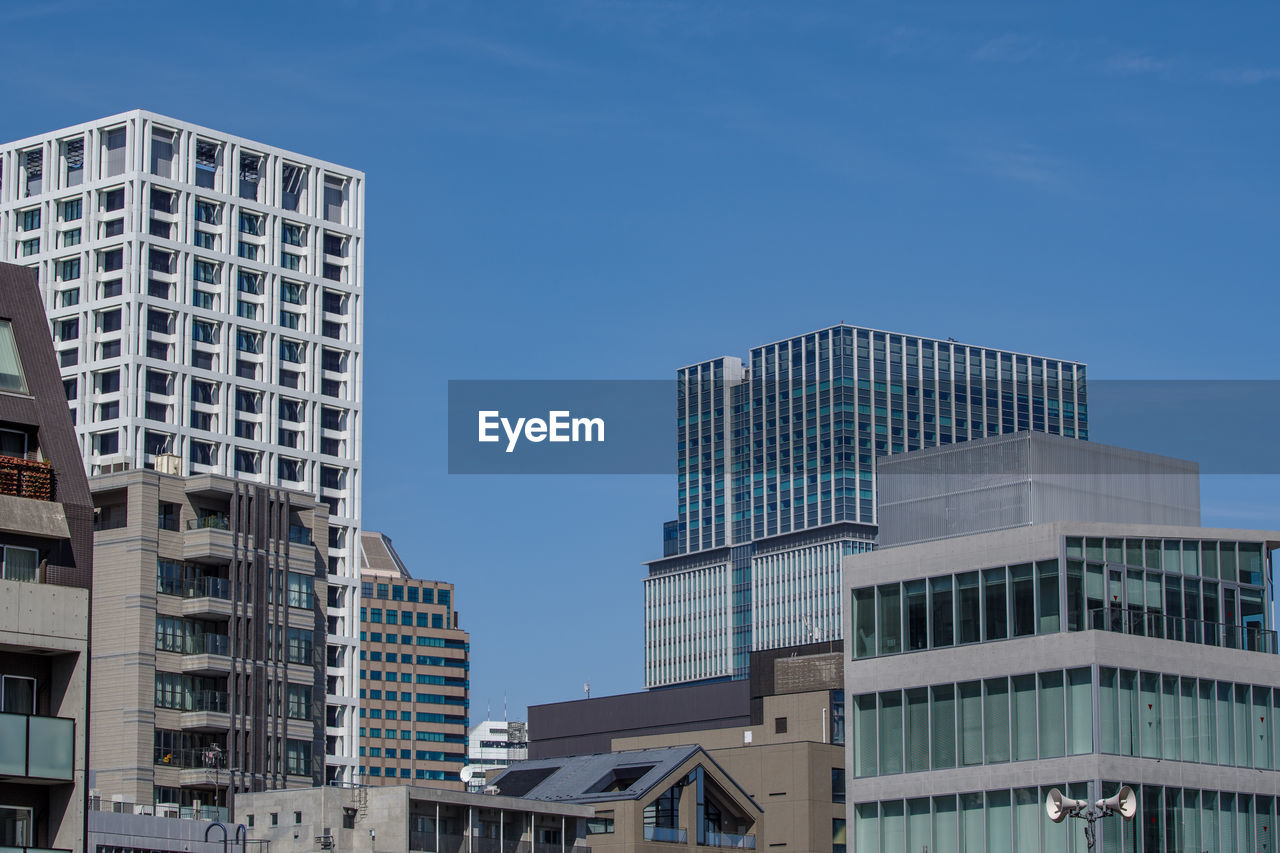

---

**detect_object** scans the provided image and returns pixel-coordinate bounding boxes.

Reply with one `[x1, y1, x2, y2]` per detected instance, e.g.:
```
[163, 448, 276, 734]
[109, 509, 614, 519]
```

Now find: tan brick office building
[358, 531, 469, 787]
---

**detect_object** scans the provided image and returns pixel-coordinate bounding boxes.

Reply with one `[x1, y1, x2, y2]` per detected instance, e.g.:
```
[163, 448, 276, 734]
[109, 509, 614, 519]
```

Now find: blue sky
[5, 0, 1279, 720]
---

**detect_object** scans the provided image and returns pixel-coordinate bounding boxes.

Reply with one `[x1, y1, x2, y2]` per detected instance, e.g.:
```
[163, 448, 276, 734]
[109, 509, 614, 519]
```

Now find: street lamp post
[1045, 785, 1137, 851]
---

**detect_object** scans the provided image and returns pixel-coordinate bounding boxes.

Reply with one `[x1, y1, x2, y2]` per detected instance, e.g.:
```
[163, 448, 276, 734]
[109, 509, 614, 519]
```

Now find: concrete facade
[0, 111, 366, 782]
[0, 262, 94, 852]
[875, 432, 1200, 548]
[89, 468, 330, 818]
[842, 521, 1280, 851]
[236, 784, 593, 853]
[358, 532, 470, 788]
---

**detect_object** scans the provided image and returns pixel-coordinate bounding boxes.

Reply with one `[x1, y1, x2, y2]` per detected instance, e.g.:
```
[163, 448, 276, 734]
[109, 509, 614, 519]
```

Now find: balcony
[644, 827, 687, 844]
[180, 691, 230, 732]
[184, 515, 234, 562]
[288, 524, 312, 545]
[177, 634, 232, 675]
[0, 456, 54, 501]
[0, 712, 74, 782]
[0, 847, 73, 853]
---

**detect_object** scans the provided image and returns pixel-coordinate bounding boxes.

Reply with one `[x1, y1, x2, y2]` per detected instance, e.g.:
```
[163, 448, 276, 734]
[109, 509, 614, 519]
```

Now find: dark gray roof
[491, 745, 705, 804]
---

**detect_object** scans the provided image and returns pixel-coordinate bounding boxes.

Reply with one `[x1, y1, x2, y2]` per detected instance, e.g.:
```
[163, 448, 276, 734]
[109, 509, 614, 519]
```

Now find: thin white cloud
[1103, 51, 1172, 76]
[1211, 67, 1280, 85]
[972, 33, 1041, 64]
[971, 146, 1069, 193]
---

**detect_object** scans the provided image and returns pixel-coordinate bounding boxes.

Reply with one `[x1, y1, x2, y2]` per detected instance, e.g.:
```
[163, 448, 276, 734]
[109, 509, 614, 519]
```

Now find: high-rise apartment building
[358, 532, 470, 787]
[465, 720, 529, 790]
[0, 111, 364, 781]
[0, 262, 94, 852]
[645, 325, 1087, 687]
[89, 467, 330, 818]
[843, 521, 1280, 851]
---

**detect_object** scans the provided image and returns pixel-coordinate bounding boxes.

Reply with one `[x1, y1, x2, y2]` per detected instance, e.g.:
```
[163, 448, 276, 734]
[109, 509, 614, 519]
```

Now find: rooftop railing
[1087, 606, 1277, 654]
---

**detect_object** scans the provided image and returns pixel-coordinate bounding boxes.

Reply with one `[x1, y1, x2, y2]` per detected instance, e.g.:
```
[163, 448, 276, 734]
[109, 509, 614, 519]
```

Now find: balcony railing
[159, 633, 230, 656]
[705, 832, 756, 849]
[190, 691, 229, 713]
[0, 846, 74, 853]
[158, 575, 230, 600]
[0, 455, 54, 501]
[1087, 606, 1277, 654]
[0, 712, 74, 781]
[288, 524, 312, 545]
[644, 827, 687, 844]
[188, 513, 230, 531]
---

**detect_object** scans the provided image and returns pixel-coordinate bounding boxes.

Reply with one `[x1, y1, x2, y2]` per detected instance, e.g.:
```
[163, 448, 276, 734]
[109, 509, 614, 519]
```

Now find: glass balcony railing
[0, 846, 74, 853]
[705, 832, 756, 849]
[158, 633, 230, 656]
[0, 711, 74, 781]
[157, 575, 230, 600]
[644, 827, 687, 844]
[288, 524, 313, 545]
[189, 691, 229, 714]
[1087, 607, 1277, 653]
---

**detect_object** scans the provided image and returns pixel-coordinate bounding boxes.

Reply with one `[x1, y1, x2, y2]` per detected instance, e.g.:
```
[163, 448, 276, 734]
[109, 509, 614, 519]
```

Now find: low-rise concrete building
[0, 262, 94, 852]
[496, 745, 762, 853]
[237, 784, 593, 853]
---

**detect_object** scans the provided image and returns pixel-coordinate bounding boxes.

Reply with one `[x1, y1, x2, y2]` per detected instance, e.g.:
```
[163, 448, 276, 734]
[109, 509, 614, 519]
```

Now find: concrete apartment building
[359, 531, 470, 787]
[88, 466, 331, 818]
[530, 643, 847, 853]
[0, 111, 365, 782]
[844, 517, 1280, 850]
[0, 263, 94, 852]
[645, 325, 1088, 688]
[236, 784, 593, 853]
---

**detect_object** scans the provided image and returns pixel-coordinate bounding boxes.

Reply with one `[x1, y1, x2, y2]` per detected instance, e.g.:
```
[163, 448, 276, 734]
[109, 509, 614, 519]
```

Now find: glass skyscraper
[645, 324, 1088, 688]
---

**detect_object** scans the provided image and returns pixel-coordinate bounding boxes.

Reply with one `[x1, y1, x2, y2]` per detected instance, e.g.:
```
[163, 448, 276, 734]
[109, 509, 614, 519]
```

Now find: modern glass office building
[842, 521, 1280, 852]
[645, 325, 1088, 688]
[0, 112, 364, 782]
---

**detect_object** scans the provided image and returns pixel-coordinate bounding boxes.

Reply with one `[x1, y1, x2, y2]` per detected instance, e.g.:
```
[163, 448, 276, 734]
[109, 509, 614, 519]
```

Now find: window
[281, 252, 303, 271]
[19, 238, 39, 256]
[97, 370, 120, 393]
[194, 200, 220, 224]
[0, 805, 33, 847]
[62, 198, 81, 221]
[280, 310, 302, 330]
[237, 331, 262, 354]
[102, 187, 125, 211]
[235, 449, 260, 474]
[238, 271, 263, 294]
[281, 280, 306, 305]
[280, 339, 305, 363]
[58, 288, 79, 307]
[238, 242, 259, 260]
[60, 257, 81, 281]
[195, 140, 219, 188]
[0, 322, 29, 394]
[193, 231, 217, 250]
[96, 431, 119, 455]
[1, 546, 39, 582]
[237, 300, 259, 320]
[192, 320, 216, 343]
[21, 209, 39, 231]
[281, 223, 305, 246]
[193, 260, 218, 284]
[61, 228, 80, 247]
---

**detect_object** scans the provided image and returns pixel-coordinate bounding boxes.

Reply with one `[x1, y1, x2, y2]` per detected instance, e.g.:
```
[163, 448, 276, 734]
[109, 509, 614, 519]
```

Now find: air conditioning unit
[156, 803, 181, 819]
[154, 453, 182, 476]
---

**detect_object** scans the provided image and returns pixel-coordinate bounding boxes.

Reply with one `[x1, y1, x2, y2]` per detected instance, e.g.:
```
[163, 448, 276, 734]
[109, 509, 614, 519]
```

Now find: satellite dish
[460, 766, 482, 784]
[1045, 788, 1088, 823]
[1097, 786, 1137, 820]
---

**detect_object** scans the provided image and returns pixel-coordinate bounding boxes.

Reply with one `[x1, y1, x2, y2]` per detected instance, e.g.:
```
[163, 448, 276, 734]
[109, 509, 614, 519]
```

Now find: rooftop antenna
[504, 693, 508, 722]
[584, 680, 591, 699]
